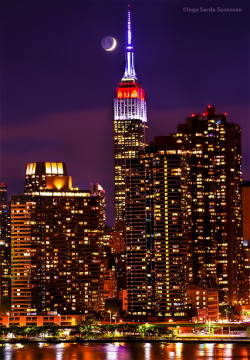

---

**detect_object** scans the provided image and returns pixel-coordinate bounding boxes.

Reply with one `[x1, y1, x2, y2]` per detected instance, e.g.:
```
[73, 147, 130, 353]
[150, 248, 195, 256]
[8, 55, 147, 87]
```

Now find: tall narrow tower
[114, 6, 147, 223]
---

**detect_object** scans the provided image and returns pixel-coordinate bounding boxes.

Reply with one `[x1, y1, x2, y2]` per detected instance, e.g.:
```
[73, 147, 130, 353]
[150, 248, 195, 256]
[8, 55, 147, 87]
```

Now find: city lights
[0, 3, 249, 347]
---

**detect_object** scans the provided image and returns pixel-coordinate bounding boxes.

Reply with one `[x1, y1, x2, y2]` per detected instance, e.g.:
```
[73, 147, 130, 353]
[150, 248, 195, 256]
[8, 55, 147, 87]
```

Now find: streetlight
[113, 315, 117, 325]
[108, 310, 111, 324]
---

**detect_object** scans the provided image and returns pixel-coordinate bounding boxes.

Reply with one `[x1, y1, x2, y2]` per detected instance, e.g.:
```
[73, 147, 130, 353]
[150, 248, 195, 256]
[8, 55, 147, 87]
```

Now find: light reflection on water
[3, 344, 12, 360]
[175, 342, 183, 358]
[0, 342, 249, 360]
[55, 343, 64, 360]
[223, 343, 233, 358]
[144, 342, 151, 360]
[106, 343, 118, 360]
[204, 343, 215, 357]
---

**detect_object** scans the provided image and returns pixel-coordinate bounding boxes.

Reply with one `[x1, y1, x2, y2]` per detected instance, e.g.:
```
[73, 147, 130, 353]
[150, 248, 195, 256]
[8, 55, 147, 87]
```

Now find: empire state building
[114, 7, 147, 223]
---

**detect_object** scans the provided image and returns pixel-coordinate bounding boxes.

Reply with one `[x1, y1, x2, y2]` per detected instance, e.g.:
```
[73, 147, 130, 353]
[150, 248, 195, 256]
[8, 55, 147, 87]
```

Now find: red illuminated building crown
[117, 81, 145, 101]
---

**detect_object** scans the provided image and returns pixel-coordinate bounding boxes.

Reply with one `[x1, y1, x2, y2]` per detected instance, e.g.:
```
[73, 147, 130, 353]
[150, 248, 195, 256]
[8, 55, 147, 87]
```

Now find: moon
[101, 36, 117, 51]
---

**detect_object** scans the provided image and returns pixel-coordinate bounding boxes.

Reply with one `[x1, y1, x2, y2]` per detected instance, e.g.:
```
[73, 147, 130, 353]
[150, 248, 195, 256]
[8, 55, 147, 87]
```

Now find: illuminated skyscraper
[176, 106, 244, 304]
[126, 137, 191, 319]
[11, 162, 105, 316]
[0, 183, 11, 309]
[242, 181, 250, 306]
[114, 7, 147, 223]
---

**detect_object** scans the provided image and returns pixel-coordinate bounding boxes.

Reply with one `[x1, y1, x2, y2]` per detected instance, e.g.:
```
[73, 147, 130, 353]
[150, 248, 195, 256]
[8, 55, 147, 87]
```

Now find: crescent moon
[106, 38, 117, 51]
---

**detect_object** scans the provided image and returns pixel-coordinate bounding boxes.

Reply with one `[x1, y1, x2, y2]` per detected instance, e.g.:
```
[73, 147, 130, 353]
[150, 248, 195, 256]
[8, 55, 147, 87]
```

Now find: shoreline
[0, 337, 250, 345]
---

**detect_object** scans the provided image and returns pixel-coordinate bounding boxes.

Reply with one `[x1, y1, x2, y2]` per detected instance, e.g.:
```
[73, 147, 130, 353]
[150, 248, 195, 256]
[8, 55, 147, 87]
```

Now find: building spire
[123, 5, 137, 80]
[127, 4, 132, 47]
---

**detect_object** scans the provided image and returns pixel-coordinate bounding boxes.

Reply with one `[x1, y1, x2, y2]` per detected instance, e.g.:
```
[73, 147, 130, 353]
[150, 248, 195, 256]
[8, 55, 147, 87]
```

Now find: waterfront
[0, 342, 250, 360]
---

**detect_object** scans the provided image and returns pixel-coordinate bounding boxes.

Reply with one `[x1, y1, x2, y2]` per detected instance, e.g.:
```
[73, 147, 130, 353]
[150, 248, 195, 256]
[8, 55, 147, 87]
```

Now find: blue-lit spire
[123, 5, 137, 80]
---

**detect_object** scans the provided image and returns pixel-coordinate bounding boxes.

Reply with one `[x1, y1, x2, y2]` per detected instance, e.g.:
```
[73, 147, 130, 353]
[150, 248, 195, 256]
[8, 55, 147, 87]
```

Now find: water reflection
[144, 343, 151, 360]
[204, 343, 215, 357]
[3, 345, 12, 360]
[223, 343, 233, 358]
[175, 342, 183, 358]
[55, 343, 64, 360]
[106, 343, 118, 360]
[198, 343, 205, 357]
[0, 342, 249, 360]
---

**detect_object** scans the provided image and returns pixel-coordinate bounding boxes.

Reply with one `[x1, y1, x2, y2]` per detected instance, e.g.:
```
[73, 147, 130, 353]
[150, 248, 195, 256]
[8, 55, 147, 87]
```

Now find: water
[0, 342, 249, 360]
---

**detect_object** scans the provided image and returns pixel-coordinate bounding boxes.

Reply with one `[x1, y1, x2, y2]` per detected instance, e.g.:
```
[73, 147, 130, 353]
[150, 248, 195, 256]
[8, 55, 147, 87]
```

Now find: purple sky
[1, 0, 250, 225]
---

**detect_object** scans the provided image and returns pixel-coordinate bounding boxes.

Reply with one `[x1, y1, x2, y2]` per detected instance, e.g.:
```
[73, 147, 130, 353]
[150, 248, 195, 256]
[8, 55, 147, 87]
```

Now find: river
[0, 342, 249, 359]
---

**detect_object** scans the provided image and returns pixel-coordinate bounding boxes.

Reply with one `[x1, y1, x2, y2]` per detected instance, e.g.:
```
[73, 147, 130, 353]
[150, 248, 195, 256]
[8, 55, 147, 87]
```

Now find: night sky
[1, 0, 250, 225]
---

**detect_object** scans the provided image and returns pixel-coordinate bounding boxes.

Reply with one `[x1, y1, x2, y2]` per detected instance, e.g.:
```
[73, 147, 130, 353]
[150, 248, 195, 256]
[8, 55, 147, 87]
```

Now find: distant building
[109, 224, 126, 293]
[109, 224, 126, 255]
[176, 106, 244, 305]
[119, 289, 128, 311]
[0, 184, 8, 211]
[104, 268, 118, 299]
[102, 224, 126, 297]
[0, 314, 85, 327]
[188, 285, 219, 322]
[11, 162, 105, 316]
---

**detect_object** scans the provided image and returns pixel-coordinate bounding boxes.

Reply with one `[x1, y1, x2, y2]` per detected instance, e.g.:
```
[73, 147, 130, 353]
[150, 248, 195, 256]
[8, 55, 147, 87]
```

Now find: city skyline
[1, 0, 250, 226]
[0, 0, 249, 334]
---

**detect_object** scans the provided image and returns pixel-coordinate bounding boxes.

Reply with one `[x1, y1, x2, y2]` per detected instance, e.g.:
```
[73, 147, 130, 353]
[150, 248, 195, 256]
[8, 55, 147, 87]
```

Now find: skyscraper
[11, 162, 105, 316]
[0, 184, 8, 211]
[176, 106, 244, 304]
[126, 137, 191, 319]
[114, 7, 147, 223]
[242, 181, 250, 306]
[0, 183, 11, 309]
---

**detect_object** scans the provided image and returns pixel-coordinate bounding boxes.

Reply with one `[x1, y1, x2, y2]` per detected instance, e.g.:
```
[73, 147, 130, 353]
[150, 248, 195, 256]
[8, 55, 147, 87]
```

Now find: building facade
[0, 183, 11, 310]
[11, 162, 105, 316]
[188, 285, 219, 322]
[177, 106, 244, 305]
[126, 137, 192, 319]
[0, 184, 8, 210]
[242, 181, 250, 307]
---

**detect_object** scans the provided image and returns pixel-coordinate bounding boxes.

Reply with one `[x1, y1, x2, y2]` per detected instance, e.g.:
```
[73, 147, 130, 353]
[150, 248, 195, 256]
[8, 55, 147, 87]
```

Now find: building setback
[11, 162, 105, 316]
[114, 7, 147, 224]
[126, 137, 191, 319]
[176, 106, 244, 305]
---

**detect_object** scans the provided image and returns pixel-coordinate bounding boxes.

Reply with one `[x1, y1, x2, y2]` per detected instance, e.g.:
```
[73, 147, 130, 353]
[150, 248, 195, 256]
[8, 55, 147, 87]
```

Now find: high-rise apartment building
[0, 183, 11, 310]
[0, 184, 8, 211]
[11, 162, 105, 316]
[114, 7, 147, 223]
[126, 137, 191, 319]
[242, 181, 250, 306]
[176, 106, 243, 304]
